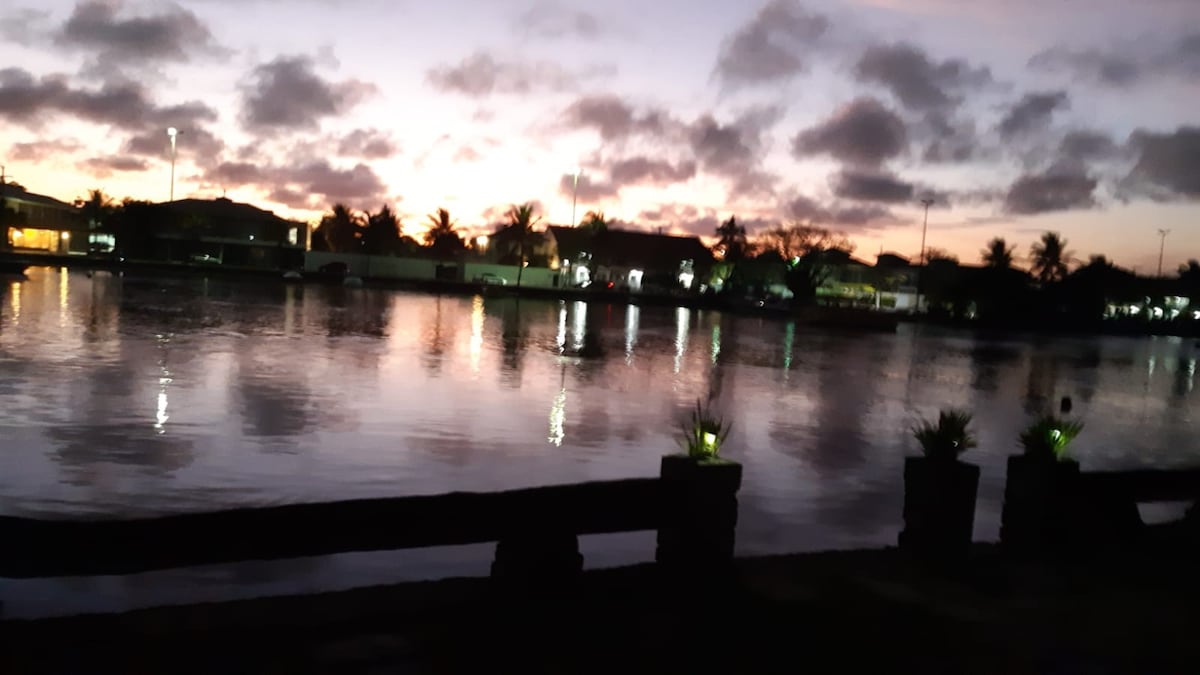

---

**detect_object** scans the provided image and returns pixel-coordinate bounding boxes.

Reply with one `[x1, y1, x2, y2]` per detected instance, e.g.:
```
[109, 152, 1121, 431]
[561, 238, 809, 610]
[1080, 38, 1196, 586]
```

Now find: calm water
[1, 267, 1197, 616]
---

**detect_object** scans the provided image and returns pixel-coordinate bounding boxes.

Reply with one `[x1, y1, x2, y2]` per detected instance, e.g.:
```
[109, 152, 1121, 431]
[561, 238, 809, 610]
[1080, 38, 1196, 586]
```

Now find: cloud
[453, 145, 482, 162]
[78, 155, 150, 177]
[792, 98, 907, 166]
[203, 159, 388, 209]
[1057, 130, 1120, 162]
[1029, 48, 1141, 87]
[54, 0, 226, 74]
[1124, 126, 1200, 198]
[561, 95, 676, 141]
[558, 173, 619, 202]
[0, 8, 51, 46]
[689, 106, 782, 196]
[1004, 166, 1097, 214]
[607, 157, 696, 185]
[427, 51, 604, 97]
[240, 55, 376, 131]
[713, 0, 830, 88]
[997, 90, 1068, 139]
[1030, 33, 1200, 87]
[918, 111, 982, 163]
[831, 169, 914, 203]
[786, 194, 896, 230]
[336, 128, 398, 159]
[855, 42, 993, 111]
[8, 138, 83, 161]
[518, 1, 603, 38]
[123, 125, 223, 164]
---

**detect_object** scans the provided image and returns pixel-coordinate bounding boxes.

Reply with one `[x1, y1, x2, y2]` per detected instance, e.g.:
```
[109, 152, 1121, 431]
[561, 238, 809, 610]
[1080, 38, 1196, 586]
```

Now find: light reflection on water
[0, 268, 1197, 616]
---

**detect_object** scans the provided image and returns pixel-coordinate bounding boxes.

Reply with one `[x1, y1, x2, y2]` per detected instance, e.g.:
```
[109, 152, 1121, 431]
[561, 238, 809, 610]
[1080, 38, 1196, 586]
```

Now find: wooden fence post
[655, 455, 743, 574]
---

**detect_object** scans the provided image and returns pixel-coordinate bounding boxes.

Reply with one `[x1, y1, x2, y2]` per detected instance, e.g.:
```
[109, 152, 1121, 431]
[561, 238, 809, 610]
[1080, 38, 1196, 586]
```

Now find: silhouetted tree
[0, 197, 26, 247]
[714, 216, 748, 262]
[577, 210, 608, 234]
[362, 204, 404, 256]
[1029, 231, 1072, 284]
[505, 202, 542, 287]
[76, 189, 115, 230]
[981, 237, 1015, 269]
[424, 207, 465, 258]
[755, 223, 854, 305]
[319, 204, 363, 253]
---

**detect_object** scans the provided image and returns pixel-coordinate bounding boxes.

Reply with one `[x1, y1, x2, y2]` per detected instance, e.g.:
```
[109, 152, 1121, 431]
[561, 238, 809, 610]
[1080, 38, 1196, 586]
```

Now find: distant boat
[342, 276, 364, 288]
[282, 270, 303, 282]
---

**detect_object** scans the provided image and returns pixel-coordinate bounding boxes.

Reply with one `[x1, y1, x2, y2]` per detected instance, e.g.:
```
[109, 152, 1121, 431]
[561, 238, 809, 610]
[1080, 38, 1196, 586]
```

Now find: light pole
[167, 127, 179, 202]
[570, 166, 581, 227]
[916, 197, 934, 312]
[1157, 228, 1170, 277]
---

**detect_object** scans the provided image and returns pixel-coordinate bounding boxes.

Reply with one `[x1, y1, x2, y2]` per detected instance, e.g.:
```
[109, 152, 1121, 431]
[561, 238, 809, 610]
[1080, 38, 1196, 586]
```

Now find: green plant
[1019, 414, 1083, 460]
[679, 399, 731, 459]
[912, 409, 976, 461]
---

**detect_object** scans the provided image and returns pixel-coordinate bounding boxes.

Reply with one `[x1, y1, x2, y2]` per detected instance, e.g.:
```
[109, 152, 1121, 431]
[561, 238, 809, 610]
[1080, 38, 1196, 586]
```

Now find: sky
[1, 0, 1197, 271]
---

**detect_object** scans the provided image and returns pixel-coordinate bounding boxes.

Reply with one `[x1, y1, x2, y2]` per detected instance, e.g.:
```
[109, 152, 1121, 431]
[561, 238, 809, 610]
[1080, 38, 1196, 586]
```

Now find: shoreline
[6, 252, 1199, 338]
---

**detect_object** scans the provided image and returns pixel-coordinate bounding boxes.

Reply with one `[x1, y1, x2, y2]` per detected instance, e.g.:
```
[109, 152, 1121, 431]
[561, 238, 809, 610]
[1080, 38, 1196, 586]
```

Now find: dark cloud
[1004, 167, 1097, 214]
[78, 155, 150, 177]
[831, 169, 914, 203]
[689, 106, 782, 196]
[558, 173, 619, 202]
[518, 1, 603, 38]
[124, 126, 223, 163]
[714, 0, 829, 88]
[1057, 130, 1119, 162]
[787, 194, 896, 230]
[427, 51, 602, 97]
[919, 111, 982, 163]
[1030, 33, 1200, 87]
[608, 157, 696, 185]
[8, 138, 83, 161]
[561, 95, 675, 140]
[855, 43, 993, 111]
[997, 91, 1068, 139]
[336, 128, 398, 159]
[1029, 48, 1141, 87]
[203, 159, 388, 210]
[240, 55, 376, 131]
[792, 98, 907, 167]
[55, 0, 226, 72]
[1124, 126, 1200, 198]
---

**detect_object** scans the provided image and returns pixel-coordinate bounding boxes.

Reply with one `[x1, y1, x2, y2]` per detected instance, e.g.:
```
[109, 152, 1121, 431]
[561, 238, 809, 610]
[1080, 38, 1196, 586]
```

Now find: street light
[166, 127, 180, 202]
[1157, 228, 1170, 278]
[917, 197, 935, 312]
[571, 166, 581, 227]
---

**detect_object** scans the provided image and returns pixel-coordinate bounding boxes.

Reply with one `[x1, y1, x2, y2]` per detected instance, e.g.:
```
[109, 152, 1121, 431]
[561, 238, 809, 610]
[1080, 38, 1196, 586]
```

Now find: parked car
[190, 254, 220, 264]
[477, 273, 507, 285]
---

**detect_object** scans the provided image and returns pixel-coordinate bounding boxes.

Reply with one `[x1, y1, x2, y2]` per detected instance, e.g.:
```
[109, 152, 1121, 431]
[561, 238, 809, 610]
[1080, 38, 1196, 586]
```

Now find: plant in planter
[1001, 414, 1085, 555]
[657, 400, 742, 572]
[678, 399, 731, 460]
[899, 409, 981, 561]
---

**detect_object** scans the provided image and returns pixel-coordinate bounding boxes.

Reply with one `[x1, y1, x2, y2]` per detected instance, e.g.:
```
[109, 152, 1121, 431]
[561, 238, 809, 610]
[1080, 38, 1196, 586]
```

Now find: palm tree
[319, 203, 363, 253]
[981, 237, 1015, 269]
[424, 208, 464, 258]
[506, 202, 542, 288]
[577, 210, 608, 234]
[362, 204, 403, 256]
[77, 189, 114, 230]
[1029, 231, 1072, 284]
[715, 216, 748, 261]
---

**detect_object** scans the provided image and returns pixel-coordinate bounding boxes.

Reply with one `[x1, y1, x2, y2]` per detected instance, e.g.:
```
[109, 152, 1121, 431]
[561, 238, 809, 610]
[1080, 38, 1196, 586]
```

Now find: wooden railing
[0, 456, 743, 581]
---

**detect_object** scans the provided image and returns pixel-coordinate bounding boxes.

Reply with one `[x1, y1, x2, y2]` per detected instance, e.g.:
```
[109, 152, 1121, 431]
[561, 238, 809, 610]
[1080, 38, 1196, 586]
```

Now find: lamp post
[166, 127, 180, 202]
[571, 166, 581, 227]
[916, 197, 934, 312]
[1157, 228, 1170, 278]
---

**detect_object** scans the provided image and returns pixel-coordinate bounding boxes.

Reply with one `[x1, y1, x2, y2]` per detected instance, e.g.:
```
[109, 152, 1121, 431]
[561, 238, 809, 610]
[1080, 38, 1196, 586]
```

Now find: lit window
[288, 227, 299, 246]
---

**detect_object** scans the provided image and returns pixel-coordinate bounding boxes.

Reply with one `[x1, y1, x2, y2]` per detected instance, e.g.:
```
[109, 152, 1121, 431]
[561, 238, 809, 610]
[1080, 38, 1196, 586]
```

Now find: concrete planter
[655, 455, 743, 574]
[1001, 454, 1081, 555]
[898, 456, 980, 561]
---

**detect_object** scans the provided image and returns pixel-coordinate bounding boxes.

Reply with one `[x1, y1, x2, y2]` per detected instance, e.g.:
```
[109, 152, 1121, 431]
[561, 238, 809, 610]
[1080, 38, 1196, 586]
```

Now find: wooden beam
[0, 479, 661, 578]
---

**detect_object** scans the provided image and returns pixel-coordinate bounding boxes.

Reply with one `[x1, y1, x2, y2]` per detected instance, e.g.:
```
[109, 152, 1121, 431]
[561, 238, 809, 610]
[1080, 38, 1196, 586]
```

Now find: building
[0, 183, 87, 255]
[545, 226, 713, 292]
[115, 198, 308, 270]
